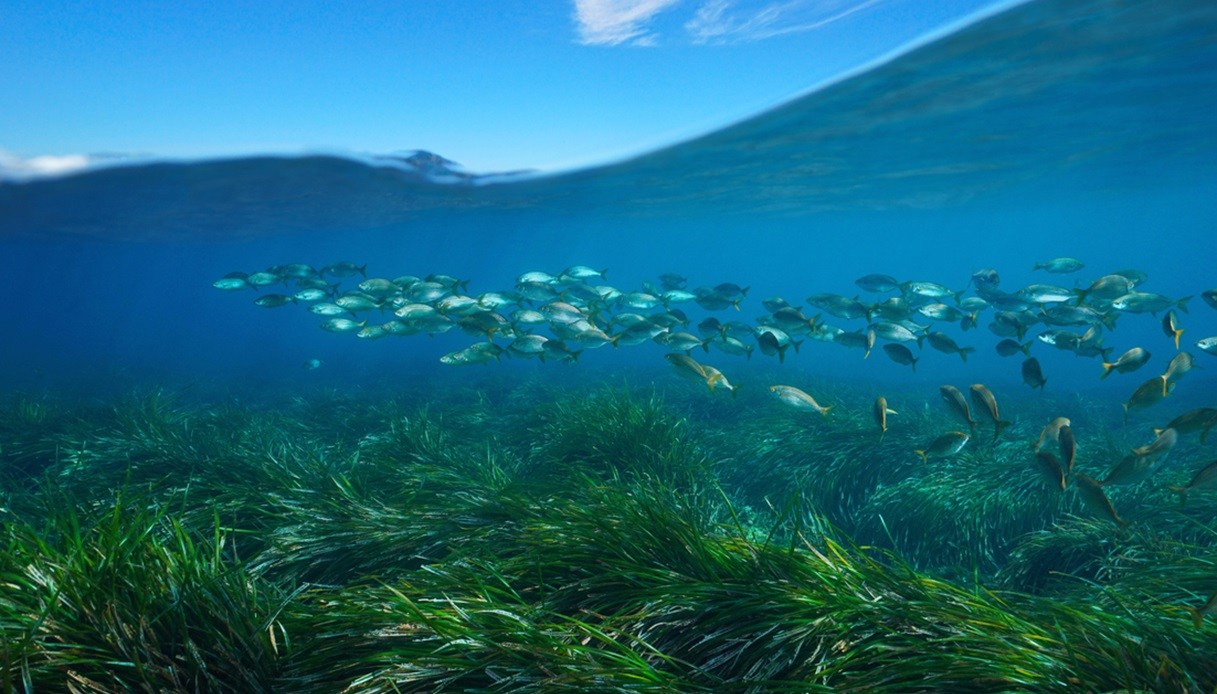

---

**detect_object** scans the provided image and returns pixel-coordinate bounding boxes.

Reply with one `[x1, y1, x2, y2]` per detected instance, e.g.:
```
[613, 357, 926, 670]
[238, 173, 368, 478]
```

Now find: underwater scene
[3, 0, 1217, 690]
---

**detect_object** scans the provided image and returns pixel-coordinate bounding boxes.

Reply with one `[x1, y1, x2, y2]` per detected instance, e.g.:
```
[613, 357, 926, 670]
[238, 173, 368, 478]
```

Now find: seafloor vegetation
[1, 377, 1215, 692]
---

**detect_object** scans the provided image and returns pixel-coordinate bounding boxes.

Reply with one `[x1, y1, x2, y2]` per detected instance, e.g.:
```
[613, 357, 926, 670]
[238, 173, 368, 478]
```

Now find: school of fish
[214, 258, 1217, 542]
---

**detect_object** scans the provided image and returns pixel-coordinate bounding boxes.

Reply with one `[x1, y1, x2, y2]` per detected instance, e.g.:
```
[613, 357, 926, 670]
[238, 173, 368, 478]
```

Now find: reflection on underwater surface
[2, 0, 1217, 688]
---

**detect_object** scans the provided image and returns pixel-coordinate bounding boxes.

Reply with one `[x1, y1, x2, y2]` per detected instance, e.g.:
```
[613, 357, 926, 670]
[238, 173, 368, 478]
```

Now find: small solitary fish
[1102, 453, 1160, 487]
[1169, 459, 1217, 509]
[1191, 587, 1217, 629]
[1021, 357, 1047, 390]
[1154, 408, 1217, 444]
[855, 274, 900, 293]
[1163, 352, 1195, 384]
[320, 318, 365, 333]
[1162, 311, 1184, 350]
[322, 261, 367, 278]
[926, 332, 975, 362]
[212, 272, 249, 290]
[667, 353, 708, 385]
[1132, 427, 1178, 458]
[1101, 347, 1150, 379]
[1111, 292, 1190, 315]
[882, 343, 918, 372]
[1075, 275, 1134, 304]
[969, 384, 1012, 440]
[914, 431, 969, 464]
[1033, 417, 1071, 452]
[873, 395, 897, 441]
[1058, 424, 1077, 475]
[939, 385, 977, 431]
[1075, 474, 1129, 527]
[1123, 376, 1173, 420]
[1203, 289, 1217, 310]
[303, 358, 322, 370]
[770, 385, 831, 417]
[1033, 257, 1085, 274]
[1033, 451, 1067, 491]
[995, 339, 1031, 357]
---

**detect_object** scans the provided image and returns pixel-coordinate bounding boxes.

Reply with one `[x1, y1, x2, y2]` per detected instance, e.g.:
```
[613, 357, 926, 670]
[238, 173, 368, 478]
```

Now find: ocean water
[3, 0, 1217, 688]
[1, 0, 1215, 402]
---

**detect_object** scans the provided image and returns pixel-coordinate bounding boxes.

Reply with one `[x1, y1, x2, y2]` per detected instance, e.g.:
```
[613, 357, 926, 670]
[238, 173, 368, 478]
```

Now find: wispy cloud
[686, 0, 884, 44]
[572, 0, 683, 46]
[0, 151, 96, 181]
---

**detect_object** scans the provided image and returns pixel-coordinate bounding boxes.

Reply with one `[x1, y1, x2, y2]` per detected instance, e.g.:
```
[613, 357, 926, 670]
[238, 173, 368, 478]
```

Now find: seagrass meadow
[2, 370, 1216, 692]
[6, 1, 1217, 690]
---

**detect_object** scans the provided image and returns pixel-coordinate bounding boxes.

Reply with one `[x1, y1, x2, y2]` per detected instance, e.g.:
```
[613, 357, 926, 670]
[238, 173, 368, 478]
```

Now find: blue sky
[0, 0, 1005, 174]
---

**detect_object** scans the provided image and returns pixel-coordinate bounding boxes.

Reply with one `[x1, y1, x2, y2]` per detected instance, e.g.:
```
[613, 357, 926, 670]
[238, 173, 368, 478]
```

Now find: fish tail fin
[995, 420, 1012, 440]
[1032, 262, 1043, 272]
[820, 406, 834, 418]
[701, 340, 710, 353]
[1173, 328, 1182, 350]
[610, 335, 620, 349]
[358, 264, 368, 277]
[1016, 325, 1028, 341]
[1101, 362, 1115, 379]
[1169, 485, 1189, 509]
[1020, 341, 1032, 356]
[914, 449, 928, 464]
[1177, 296, 1192, 313]
[600, 268, 609, 281]
[911, 357, 918, 373]
[777, 343, 788, 364]
[793, 339, 803, 354]
[741, 286, 751, 297]
[916, 336, 925, 349]
[571, 350, 583, 363]
[1102, 312, 1119, 331]
[879, 429, 886, 444]
[746, 347, 754, 360]
[1073, 288, 1089, 306]
[954, 289, 966, 304]
[959, 347, 975, 363]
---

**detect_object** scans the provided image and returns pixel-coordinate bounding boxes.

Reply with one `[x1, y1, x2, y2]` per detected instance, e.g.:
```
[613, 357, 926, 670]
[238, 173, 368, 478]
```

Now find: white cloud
[0, 151, 96, 181]
[573, 0, 683, 45]
[685, 0, 884, 44]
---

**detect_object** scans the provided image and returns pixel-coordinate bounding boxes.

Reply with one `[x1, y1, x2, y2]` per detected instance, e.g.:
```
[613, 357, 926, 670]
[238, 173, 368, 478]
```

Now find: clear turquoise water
[0, 0, 1214, 410]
